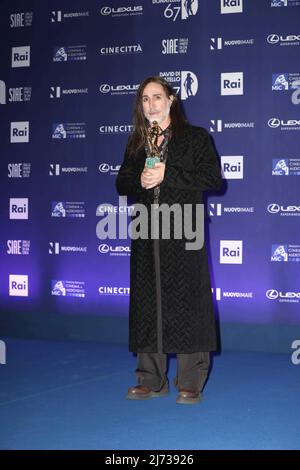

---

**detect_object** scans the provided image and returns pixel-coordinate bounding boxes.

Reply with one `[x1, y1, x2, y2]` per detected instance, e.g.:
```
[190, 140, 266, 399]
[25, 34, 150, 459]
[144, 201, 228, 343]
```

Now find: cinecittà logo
[100, 44, 142, 55]
[99, 125, 134, 134]
[98, 286, 130, 295]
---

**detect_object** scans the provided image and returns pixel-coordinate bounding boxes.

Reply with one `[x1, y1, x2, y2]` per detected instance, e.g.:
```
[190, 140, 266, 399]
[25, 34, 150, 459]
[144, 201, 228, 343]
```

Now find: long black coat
[115, 124, 222, 353]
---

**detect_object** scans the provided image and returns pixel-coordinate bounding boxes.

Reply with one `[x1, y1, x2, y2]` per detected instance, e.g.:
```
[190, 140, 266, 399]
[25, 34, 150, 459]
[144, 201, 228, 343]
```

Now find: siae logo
[162, 38, 187, 55]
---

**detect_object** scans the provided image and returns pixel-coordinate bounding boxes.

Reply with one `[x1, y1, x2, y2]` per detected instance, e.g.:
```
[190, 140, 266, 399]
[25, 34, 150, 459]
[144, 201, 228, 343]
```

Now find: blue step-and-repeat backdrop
[0, 0, 299, 328]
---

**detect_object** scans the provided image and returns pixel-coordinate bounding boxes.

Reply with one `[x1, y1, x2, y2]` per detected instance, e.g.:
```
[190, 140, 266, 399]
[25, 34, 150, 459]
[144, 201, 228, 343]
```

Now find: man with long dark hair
[116, 76, 222, 404]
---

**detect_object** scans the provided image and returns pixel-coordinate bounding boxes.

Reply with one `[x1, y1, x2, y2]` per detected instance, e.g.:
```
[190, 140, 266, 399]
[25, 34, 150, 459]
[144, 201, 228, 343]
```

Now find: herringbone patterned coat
[116, 125, 222, 353]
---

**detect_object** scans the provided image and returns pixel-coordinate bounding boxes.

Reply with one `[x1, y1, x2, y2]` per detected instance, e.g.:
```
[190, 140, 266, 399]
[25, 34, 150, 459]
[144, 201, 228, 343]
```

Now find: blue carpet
[0, 339, 299, 450]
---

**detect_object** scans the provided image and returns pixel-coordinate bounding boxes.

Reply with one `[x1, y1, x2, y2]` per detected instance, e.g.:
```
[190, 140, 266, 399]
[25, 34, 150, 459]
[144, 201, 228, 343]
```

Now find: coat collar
[135, 124, 190, 162]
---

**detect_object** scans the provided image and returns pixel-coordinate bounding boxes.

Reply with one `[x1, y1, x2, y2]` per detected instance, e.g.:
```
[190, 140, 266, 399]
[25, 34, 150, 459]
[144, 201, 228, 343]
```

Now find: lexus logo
[98, 244, 109, 253]
[267, 34, 279, 44]
[268, 118, 280, 128]
[99, 84, 110, 93]
[267, 204, 280, 213]
[99, 163, 110, 173]
[266, 289, 278, 300]
[101, 7, 111, 15]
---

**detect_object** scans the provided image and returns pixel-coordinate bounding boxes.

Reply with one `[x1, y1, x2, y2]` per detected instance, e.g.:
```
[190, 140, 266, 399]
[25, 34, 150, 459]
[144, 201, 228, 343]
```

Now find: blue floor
[0, 338, 299, 450]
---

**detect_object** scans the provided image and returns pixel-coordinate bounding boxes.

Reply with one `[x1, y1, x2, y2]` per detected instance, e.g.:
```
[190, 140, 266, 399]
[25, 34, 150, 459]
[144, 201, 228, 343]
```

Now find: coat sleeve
[162, 128, 223, 192]
[115, 145, 146, 196]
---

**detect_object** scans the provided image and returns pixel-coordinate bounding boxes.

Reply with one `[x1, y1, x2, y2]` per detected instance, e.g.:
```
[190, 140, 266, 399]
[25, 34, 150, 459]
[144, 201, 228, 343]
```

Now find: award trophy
[145, 121, 162, 168]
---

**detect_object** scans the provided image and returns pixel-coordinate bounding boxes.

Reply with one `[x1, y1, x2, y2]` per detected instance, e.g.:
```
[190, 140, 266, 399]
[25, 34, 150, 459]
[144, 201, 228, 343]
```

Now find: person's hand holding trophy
[141, 121, 166, 190]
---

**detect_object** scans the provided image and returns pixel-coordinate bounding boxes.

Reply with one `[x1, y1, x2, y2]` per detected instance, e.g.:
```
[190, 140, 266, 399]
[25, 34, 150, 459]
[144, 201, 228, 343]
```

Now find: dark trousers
[136, 352, 210, 393]
[135, 239, 210, 393]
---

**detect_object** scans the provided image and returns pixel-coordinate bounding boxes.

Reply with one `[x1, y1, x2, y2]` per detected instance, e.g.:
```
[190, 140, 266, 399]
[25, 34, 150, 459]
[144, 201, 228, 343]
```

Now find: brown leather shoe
[176, 390, 202, 405]
[126, 384, 169, 400]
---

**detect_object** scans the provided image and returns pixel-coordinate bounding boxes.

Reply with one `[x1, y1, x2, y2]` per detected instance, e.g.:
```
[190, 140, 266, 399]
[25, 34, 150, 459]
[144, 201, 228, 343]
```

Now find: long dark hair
[127, 76, 187, 155]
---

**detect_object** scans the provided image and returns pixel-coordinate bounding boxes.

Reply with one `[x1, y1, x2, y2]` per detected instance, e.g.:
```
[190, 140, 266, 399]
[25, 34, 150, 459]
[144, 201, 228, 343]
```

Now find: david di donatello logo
[159, 71, 198, 100]
[152, 0, 199, 21]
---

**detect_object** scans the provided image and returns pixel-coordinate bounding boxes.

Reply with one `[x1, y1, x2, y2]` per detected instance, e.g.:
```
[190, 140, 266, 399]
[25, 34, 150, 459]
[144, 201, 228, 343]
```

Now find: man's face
[142, 82, 173, 127]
